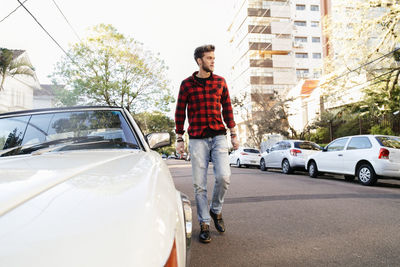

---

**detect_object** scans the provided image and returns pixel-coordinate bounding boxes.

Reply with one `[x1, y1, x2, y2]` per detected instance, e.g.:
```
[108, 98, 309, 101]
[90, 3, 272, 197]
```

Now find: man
[175, 44, 239, 243]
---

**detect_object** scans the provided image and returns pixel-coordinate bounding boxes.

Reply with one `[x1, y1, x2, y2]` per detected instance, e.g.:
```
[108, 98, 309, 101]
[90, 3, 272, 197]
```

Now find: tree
[232, 91, 290, 147]
[51, 24, 174, 113]
[322, 0, 400, 113]
[0, 48, 35, 91]
[133, 111, 175, 154]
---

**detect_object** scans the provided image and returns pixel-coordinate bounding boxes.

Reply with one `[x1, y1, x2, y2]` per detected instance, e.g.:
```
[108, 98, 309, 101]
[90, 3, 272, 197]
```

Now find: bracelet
[176, 137, 184, 143]
[230, 134, 237, 138]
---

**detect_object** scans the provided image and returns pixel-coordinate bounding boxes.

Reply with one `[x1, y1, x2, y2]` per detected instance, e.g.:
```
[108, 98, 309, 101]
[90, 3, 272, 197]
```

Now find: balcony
[272, 55, 293, 68]
[271, 38, 292, 51]
[271, 21, 292, 34]
[270, 5, 291, 18]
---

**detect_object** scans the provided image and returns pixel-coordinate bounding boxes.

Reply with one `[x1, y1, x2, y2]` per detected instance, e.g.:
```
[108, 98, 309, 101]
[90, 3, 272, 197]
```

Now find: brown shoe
[210, 209, 225, 233]
[199, 222, 211, 243]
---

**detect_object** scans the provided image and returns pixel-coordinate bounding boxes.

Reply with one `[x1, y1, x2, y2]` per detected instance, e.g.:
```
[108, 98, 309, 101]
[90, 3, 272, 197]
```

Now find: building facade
[0, 50, 41, 113]
[228, 0, 324, 146]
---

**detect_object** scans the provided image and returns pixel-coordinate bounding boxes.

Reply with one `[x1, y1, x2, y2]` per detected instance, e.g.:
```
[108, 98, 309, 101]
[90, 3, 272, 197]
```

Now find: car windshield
[0, 110, 139, 157]
[294, 141, 321, 151]
[243, 148, 260, 153]
[375, 136, 400, 149]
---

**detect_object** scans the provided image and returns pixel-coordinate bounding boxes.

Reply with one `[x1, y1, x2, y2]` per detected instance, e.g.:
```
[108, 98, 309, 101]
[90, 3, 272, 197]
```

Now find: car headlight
[180, 193, 192, 249]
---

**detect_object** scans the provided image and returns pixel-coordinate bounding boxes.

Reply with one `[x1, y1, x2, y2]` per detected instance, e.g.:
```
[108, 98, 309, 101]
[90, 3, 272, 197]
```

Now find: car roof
[0, 106, 124, 118]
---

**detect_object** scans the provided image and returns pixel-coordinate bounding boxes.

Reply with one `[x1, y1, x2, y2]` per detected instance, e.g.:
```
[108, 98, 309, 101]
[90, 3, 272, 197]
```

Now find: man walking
[175, 44, 239, 243]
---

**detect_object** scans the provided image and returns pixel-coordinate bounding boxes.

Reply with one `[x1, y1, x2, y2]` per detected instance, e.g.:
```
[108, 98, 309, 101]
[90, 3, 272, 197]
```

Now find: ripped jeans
[188, 135, 231, 224]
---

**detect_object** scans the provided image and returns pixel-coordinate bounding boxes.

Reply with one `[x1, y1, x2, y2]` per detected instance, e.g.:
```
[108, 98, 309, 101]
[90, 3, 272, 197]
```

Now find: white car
[260, 140, 321, 174]
[306, 135, 400, 186]
[229, 147, 261, 167]
[0, 107, 192, 267]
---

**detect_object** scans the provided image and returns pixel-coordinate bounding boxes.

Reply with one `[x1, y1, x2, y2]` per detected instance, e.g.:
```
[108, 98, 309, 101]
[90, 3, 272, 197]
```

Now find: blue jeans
[189, 135, 231, 224]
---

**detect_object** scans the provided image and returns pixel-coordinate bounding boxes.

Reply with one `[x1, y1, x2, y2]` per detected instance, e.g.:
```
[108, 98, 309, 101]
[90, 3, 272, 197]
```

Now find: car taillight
[290, 149, 302, 156]
[378, 148, 390, 159]
[164, 239, 177, 267]
[240, 152, 249, 155]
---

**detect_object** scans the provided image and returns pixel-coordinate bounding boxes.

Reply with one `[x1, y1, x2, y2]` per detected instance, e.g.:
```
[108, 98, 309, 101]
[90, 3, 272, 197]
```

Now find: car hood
[0, 150, 178, 267]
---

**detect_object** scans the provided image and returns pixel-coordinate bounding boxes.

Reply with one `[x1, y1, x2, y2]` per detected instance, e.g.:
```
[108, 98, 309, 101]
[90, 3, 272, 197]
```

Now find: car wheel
[282, 159, 293, 174]
[344, 175, 355, 181]
[357, 164, 377, 186]
[308, 161, 318, 178]
[236, 159, 242, 168]
[260, 159, 267, 171]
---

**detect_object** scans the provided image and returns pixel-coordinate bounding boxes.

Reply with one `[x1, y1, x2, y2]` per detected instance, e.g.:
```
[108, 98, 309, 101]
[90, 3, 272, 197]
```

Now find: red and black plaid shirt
[175, 71, 236, 138]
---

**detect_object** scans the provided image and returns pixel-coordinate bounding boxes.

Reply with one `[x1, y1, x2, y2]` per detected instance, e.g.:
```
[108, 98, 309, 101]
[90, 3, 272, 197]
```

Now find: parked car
[229, 147, 261, 167]
[0, 106, 192, 267]
[305, 135, 400, 186]
[260, 140, 321, 174]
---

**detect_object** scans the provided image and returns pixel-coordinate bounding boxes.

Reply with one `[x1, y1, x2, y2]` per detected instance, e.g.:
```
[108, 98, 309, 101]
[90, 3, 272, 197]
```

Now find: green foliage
[309, 128, 330, 144]
[133, 111, 176, 152]
[370, 125, 395, 135]
[0, 48, 35, 90]
[50, 24, 175, 113]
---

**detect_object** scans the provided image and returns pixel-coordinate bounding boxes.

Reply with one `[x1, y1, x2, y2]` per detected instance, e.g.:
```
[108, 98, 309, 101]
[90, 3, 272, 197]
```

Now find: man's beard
[202, 65, 213, 73]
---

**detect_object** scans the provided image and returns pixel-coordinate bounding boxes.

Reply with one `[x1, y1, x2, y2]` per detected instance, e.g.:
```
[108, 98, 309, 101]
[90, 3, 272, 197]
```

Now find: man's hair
[194, 44, 215, 64]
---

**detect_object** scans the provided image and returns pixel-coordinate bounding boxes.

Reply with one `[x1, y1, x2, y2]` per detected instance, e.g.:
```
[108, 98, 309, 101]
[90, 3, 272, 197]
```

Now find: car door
[317, 138, 349, 173]
[277, 141, 291, 166]
[267, 142, 281, 167]
[342, 136, 373, 174]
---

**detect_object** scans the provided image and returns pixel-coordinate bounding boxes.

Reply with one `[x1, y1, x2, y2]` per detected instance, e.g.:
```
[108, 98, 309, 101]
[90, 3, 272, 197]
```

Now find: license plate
[251, 160, 256, 163]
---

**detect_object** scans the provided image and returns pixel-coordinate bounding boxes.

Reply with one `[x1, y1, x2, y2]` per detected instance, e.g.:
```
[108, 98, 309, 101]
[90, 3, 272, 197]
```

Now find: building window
[294, 21, 307, 27]
[311, 21, 319, 27]
[296, 4, 306, 10]
[296, 69, 309, 78]
[312, 37, 321, 43]
[295, 53, 308, 58]
[312, 53, 322, 59]
[295, 37, 307, 43]
[311, 5, 319, 11]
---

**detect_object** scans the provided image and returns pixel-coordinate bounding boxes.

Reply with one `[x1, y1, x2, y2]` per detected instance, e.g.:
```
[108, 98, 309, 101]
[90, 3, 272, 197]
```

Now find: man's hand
[176, 139, 185, 154]
[231, 135, 239, 150]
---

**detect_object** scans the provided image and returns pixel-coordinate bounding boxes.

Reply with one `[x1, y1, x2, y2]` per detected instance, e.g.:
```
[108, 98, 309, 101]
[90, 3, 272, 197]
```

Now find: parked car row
[231, 135, 400, 186]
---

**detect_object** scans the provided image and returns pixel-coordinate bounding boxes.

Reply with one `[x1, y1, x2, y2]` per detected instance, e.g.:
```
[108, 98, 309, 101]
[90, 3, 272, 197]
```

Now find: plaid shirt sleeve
[174, 81, 187, 135]
[221, 79, 236, 129]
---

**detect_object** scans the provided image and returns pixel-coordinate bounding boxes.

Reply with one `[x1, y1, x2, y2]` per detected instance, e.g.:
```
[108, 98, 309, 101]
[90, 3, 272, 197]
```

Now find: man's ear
[196, 58, 202, 66]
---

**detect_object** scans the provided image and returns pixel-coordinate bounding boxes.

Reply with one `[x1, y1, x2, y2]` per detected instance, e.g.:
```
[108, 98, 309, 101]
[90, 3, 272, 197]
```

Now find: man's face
[198, 51, 215, 73]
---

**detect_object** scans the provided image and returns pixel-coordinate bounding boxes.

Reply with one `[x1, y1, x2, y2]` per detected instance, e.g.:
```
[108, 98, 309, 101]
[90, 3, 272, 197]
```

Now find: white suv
[306, 135, 400, 186]
[260, 140, 321, 174]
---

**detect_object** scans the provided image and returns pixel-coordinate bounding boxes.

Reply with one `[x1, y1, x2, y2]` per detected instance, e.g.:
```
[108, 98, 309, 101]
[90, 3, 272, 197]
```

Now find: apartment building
[228, 0, 324, 144]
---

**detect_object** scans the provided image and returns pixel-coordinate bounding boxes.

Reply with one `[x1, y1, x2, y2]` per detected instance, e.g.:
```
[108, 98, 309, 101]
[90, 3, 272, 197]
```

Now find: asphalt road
[166, 159, 400, 267]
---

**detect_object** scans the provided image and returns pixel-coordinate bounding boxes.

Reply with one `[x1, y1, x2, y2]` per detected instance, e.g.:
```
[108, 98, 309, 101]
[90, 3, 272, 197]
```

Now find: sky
[0, 0, 235, 109]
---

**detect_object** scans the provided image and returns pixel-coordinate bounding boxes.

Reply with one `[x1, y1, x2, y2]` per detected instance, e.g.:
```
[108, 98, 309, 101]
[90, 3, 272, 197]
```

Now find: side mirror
[146, 132, 170, 149]
[266, 148, 270, 153]
[322, 147, 327, 152]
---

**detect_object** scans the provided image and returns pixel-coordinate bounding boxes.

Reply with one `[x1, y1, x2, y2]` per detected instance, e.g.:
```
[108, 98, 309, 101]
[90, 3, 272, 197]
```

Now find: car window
[0, 110, 139, 154]
[271, 143, 280, 151]
[0, 116, 30, 149]
[347, 137, 372, 150]
[326, 138, 349, 151]
[278, 142, 288, 150]
[243, 148, 260, 153]
[294, 141, 321, 150]
[375, 136, 400, 149]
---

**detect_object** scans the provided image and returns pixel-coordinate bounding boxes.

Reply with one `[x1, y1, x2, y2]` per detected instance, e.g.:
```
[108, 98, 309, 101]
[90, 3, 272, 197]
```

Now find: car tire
[344, 175, 355, 181]
[236, 159, 242, 168]
[308, 161, 318, 178]
[260, 159, 267, 171]
[357, 164, 377, 186]
[282, 159, 293, 174]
